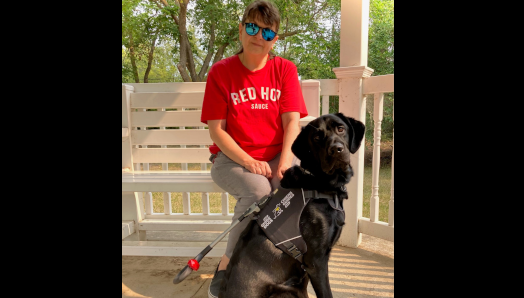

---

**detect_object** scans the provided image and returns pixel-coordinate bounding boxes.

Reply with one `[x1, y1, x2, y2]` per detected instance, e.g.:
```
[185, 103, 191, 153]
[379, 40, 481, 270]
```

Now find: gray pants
[210, 151, 299, 258]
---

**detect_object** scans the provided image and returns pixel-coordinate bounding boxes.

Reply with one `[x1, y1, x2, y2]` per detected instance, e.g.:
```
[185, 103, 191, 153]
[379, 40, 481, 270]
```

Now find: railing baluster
[182, 192, 191, 215]
[370, 93, 383, 222]
[144, 192, 153, 215]
[322, 95, 329, 115]
[201, 192, 210, 215]
[163, 192, 172, 215]
[389, 108, 394, 226]
[221, 193, 229, 215]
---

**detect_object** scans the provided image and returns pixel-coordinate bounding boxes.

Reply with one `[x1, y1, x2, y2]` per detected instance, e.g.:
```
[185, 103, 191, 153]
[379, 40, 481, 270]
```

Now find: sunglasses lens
[244, 23, 276, 41]
[245, 23, 259, 36]
[262, 29, 276, 41]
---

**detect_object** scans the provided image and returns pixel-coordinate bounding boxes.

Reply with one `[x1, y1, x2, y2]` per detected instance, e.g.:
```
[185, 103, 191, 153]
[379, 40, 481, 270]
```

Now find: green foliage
[366, 0, 394, 142]
[122, 40, 183, 83]
[122, 0, 180, 83]
[275, 0, 341, 80]
[362, 165, 392, 222]
[368, 0, 394, 76]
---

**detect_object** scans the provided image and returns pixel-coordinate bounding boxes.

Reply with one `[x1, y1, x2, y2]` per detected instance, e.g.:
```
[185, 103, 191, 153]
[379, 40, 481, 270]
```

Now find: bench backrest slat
[125, 82, 206, 93]
[131, 92, 204, 108]
[132, 148, 212, 163]
[132, 130, 212, 146]
[131, 111, 205, 127]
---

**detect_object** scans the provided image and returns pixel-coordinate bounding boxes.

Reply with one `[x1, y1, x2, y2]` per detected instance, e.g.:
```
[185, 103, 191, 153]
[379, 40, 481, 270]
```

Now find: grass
[362, 165, 392, 222]
[139, 163, 237, 214]
[140, 162, 393, 222]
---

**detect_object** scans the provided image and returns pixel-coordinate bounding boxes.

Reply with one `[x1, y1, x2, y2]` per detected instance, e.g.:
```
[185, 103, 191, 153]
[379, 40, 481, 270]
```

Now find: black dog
[219, 113, 365, 298]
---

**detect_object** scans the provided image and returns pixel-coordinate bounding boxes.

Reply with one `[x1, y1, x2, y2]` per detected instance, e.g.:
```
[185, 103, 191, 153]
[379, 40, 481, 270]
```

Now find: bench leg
[122, 191, 146, 241]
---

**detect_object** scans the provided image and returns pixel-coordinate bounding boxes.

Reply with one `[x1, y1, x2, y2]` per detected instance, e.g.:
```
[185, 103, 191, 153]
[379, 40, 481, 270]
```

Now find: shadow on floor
[122, 235, 393, 298]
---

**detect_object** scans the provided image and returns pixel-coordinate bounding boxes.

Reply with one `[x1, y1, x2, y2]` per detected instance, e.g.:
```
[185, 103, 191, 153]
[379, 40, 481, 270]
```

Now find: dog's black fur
[219, 113, 365, 298]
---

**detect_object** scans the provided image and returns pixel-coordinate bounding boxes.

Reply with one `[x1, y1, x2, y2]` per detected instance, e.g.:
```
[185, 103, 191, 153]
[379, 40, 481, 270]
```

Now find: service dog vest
[255, 187, 344, 263]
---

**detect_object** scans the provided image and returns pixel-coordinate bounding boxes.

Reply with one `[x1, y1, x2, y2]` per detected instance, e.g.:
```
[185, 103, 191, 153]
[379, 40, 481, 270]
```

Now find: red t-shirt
[201, 55, 308, 161]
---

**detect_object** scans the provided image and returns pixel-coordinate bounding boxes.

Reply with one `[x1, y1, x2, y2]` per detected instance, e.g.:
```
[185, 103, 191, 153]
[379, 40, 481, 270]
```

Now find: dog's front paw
[281, 165, 302, 188]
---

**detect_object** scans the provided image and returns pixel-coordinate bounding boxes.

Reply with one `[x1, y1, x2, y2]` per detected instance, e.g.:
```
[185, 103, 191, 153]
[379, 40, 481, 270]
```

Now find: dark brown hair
[235, 0, 280, 59]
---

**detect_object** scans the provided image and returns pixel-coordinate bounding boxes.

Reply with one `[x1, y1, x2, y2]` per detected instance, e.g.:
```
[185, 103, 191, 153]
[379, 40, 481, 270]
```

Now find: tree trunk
[212, 28, 239, 65]
[197, 23, 216, 81]
[144, 35, 158, 83]
[177, 1, 195, 82]
[129, 32, 140, 83]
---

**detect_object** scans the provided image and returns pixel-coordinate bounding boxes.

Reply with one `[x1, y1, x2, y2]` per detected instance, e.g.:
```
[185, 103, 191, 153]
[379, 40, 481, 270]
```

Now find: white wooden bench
[122, 80, 321, 256]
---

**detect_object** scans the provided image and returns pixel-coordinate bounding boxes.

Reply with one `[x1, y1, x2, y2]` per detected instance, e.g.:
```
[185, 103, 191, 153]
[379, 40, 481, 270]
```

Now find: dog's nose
[329, 143, 344, 155]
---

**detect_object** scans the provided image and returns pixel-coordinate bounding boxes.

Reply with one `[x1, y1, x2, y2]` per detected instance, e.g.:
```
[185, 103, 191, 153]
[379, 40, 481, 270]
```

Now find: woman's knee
[236, 182, 271, 204]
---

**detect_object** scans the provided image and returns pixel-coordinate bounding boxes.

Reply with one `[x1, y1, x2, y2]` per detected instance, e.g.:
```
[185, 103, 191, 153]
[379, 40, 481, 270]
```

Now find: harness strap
[281, 241, 304, 263]
[302, 190, 333, 200]
[302, 190, 344, 213]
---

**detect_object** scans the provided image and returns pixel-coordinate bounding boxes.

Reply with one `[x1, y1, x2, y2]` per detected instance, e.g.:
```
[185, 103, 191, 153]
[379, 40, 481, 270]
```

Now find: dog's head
[292, 113, 365, 176]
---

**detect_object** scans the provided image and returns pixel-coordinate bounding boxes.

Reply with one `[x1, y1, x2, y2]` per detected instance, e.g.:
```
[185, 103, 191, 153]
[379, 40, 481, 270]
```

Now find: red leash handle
[173, 246, 211, 284]
[187, 259, 200, 271]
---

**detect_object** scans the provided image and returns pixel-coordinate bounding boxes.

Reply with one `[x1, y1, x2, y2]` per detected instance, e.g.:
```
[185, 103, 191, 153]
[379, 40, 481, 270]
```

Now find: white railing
[361, 74, 394, 242]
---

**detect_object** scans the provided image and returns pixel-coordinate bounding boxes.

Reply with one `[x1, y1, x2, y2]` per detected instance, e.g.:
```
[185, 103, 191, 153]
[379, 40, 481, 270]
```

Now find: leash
[172, 189, 277, 284]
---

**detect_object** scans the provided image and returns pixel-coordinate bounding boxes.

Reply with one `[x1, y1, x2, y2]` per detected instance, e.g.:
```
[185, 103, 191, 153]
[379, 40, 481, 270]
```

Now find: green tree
[365, 0, 394, 142]
[123, 39, 183, 83]
[368, 0, 394, 76]
[276, 0, 341, 80]
[122, 0, 175, 83]
[124, 0, 341, 82]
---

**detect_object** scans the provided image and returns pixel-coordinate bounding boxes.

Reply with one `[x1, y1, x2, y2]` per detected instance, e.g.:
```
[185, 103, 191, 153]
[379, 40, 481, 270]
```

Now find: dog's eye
[314, 135, 320, 142]
[337, 126, 345, 133]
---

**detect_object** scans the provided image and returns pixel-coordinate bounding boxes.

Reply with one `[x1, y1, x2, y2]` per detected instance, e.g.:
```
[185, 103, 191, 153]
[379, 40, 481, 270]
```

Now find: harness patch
[261, 214, 273, 229]
[256, 188, 309, 262]
[272, 204, 283, 219]
[281, 191, 294, 207]
[255, 187, 344, 264]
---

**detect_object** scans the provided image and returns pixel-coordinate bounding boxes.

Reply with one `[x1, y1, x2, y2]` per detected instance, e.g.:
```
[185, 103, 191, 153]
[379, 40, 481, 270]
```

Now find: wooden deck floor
[122, 234, 393, 298]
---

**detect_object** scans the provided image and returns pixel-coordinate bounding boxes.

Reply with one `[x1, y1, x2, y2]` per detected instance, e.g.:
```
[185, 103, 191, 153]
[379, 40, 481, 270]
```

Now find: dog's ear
[291, 126, 311, 161]
[335, 113, 365, 154]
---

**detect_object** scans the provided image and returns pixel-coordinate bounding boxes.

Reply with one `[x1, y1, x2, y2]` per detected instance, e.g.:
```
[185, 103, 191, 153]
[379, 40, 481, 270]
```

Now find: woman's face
[238, 17, 279, 56]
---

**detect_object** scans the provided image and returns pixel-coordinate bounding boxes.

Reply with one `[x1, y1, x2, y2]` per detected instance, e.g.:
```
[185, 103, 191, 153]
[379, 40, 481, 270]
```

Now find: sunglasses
[244, 23, 277, 41]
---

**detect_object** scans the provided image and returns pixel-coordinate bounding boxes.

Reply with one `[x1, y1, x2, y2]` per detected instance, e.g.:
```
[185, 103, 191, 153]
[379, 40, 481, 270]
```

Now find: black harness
[254, 187, 345, 263]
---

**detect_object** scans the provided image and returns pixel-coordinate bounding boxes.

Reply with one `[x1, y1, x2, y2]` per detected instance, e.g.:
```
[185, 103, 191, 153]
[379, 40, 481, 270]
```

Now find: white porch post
[334, 0, 373, 248]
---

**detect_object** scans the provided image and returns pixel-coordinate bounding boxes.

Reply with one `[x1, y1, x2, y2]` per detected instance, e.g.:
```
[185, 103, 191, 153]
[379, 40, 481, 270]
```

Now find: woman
[200, 1, 307, 297]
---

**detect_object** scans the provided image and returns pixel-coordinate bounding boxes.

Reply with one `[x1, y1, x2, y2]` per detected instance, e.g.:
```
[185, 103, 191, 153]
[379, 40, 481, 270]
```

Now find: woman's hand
[277, 160, 292, 180]
[244, 158, 272, 179]
[278, 112, 301, 180]
[209, 119, 270, 178]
